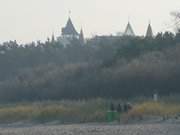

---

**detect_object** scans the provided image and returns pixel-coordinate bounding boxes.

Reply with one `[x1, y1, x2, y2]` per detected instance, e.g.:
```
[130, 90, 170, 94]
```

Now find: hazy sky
[0, 0, 179, 43]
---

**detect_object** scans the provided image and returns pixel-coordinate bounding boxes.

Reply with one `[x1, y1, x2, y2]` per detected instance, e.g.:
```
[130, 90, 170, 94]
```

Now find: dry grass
[0, 99, 107, 123]
[0, 97, 180, 124]
[126, 101, 180, 121]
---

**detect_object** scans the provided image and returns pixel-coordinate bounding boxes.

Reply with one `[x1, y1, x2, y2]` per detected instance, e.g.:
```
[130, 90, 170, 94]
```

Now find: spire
[68, 10, 71, 18]
[62, 17, 79, 36]
[146, 22, 153, 38]
[79, 28, 85, 45]
[51, 33, 55, 43]
[124, 22, 135, 36]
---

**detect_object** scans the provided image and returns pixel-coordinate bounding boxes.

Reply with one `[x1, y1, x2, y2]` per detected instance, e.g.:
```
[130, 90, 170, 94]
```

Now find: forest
[0, 30, 179, 103]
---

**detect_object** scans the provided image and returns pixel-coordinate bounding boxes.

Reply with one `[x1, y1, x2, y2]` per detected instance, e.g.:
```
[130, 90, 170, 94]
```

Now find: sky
[0, 0, 179, 44]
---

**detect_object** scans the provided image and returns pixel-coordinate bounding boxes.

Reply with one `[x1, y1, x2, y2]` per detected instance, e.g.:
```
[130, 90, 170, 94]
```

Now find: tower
[79, 28, 85, 45]
[61, 17, 79, 38]
[58, 12, 86, 47]
[146, 23, 153, 38]
[58, 17, 80, 46]
[124, 22, 135, 36]
[51, 33, 55, 43]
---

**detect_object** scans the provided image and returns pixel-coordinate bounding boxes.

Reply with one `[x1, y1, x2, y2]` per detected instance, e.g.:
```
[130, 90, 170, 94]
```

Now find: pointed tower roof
[80, 28, 84, 38]
[146, 23, 153, 38]
[62, 17, 79, 36]
[124, 22, 135, 36]
[51, 33, 55, 42]
[79, 28, 85, 44]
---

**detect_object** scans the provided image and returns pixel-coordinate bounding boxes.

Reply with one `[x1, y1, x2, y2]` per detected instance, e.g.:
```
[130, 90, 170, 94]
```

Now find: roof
[124, 22, 135, 36]
[62, 17, 79, 36]
[146, 23, 153, 37]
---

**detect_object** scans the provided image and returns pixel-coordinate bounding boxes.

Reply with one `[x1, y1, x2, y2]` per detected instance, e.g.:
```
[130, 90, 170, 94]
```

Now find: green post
[107, 111, 113, 122]
[114, 111, 118, 120]
[107, 111, 118, 122]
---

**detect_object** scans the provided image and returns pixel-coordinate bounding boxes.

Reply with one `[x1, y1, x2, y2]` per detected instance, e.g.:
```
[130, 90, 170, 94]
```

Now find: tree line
[0, 30, 179, 103]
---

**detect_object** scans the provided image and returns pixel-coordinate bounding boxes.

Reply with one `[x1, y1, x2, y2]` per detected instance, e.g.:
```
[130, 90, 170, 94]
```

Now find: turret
[79, 28, 85, 45]
[124, 22, 135, 36]
[146, 23, 153, 38]
[51, 33, 55, 43]
[61, 17, 79, 38]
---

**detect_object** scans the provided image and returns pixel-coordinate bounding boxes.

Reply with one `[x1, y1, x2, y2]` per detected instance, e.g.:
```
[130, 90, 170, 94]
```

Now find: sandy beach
[0, 123, 179, 135]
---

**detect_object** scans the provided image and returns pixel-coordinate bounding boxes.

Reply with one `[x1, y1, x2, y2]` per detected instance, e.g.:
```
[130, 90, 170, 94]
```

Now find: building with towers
[56, 15, 154, 46]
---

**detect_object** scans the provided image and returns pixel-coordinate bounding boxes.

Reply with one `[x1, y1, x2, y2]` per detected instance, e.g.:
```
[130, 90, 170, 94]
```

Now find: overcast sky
[0, 0, 179, 43]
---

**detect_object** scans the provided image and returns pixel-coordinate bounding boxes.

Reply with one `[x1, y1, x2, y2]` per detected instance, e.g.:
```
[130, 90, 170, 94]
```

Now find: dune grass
[0, 99, 107, 123]
[126, 101, 180, 122]
[0, 97, 180, 124]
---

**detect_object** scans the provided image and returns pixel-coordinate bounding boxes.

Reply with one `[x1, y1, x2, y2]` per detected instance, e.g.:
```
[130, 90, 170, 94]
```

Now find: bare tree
[171, 12, 180, 31]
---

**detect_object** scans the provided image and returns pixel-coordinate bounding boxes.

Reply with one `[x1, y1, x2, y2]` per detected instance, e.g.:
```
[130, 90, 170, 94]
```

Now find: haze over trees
[0, 13, 179, 103]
